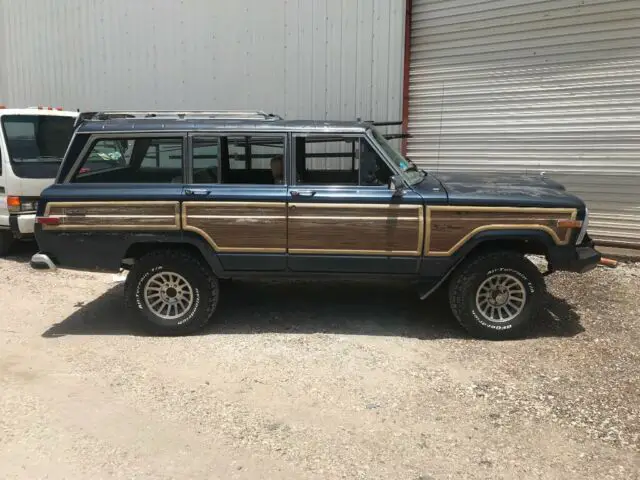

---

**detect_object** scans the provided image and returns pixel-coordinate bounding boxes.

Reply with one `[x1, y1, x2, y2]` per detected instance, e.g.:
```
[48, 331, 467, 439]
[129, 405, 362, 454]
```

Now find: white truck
[0, 106, 78, 255]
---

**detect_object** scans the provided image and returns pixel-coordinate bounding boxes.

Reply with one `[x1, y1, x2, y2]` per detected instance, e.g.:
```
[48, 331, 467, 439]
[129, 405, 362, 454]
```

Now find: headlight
[576, 208, 589, 245]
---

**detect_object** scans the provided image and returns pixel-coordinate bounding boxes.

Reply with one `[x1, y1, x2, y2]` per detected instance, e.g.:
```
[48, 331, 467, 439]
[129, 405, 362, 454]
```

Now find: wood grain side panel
[43, 201, 180, 230]
[185, 204, 285, 217]
[288, 204, 423, 255]
[183, 201, 286, 252]
[47, 204, 177, 217]
[426, 207, 577, 255]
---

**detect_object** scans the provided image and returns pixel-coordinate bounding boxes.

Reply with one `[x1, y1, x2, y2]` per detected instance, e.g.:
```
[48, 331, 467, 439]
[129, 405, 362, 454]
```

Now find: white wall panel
[408, 0, 640, 248]
[0, 0, 405, 125]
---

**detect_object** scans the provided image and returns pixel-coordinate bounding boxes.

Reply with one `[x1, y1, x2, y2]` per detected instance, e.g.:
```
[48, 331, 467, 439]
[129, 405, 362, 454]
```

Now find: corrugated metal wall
[407, 0, 640, 248]
[0, 0, 405, 124]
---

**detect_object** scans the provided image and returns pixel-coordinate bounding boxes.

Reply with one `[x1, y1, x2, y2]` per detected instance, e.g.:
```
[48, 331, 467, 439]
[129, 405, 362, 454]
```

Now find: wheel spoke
[177, 298, 187, 312]
[150, 298, 163, 308]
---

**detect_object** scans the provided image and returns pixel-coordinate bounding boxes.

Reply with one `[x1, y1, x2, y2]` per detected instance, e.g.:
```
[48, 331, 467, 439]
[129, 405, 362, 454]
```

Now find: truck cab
[0, 106, 78, 255]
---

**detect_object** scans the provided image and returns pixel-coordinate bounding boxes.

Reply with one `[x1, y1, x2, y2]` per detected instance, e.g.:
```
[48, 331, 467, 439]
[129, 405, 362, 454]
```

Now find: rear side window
[73, 137, 183, 183]
[191, 135, 285, 185]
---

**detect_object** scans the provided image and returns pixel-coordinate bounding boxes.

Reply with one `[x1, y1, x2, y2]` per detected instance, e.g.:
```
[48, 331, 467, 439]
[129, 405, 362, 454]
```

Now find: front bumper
[549, 240, 601, 274]
[9, 213, 36, 236]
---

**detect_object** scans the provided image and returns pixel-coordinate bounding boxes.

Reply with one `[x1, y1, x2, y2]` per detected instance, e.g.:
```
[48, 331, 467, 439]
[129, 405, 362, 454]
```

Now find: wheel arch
[419, 229, 555, 300]
[122, 233, 224, 277]
[455, 228, 556, 259]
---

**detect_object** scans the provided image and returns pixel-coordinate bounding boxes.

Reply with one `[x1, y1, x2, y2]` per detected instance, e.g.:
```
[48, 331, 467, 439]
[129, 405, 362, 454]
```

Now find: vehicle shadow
[41, 280, 584, 340]
[2, 240, 38, 264]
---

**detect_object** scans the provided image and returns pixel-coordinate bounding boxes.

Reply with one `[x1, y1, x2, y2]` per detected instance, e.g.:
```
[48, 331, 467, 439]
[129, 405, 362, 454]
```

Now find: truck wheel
[0, 231, 13, 257]
[448, 251, 544, 340]
[124, 249, 219, 335]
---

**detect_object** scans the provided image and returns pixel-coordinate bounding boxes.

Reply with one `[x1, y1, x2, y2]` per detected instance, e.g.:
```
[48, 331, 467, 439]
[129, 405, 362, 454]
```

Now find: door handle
[184, 188, 210, 196]
[290, 190, 316, 197]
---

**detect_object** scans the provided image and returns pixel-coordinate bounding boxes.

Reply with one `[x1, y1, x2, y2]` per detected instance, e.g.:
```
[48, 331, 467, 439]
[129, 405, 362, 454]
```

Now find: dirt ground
[1, 243, 639, 480]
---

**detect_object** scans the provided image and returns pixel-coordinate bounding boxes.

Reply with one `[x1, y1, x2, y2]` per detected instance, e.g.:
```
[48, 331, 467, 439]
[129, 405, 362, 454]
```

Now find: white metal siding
[0, 0, 405, 125]
[408, 0, 640, 248]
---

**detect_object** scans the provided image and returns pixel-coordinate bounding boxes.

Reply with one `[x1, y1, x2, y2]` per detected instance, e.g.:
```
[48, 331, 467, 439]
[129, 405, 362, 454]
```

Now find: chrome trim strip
[576, 208, 589, 244]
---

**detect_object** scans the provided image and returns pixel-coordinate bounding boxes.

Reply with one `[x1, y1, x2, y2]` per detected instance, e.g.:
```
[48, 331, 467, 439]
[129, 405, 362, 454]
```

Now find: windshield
[369, 127, 425, 186]
[1, 115, 75, 179]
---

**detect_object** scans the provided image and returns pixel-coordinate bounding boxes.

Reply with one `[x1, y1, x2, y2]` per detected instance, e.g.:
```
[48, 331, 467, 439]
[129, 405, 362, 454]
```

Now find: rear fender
[123, 232, 225, 277]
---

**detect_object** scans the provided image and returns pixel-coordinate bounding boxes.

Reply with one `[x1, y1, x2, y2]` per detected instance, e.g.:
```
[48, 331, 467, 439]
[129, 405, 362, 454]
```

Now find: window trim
[188, 134, 221, 184]
[64, 132, 188, 183]
[290, 132, 398, 188]
[188, 131, 288, 187]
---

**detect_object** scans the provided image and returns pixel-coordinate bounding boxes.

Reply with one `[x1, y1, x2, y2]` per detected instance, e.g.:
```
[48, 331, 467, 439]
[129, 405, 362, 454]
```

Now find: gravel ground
[1, 244, 639, 480]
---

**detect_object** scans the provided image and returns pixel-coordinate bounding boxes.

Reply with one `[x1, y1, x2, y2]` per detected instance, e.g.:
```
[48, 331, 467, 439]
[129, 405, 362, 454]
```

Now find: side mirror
[389, 175, 405, 196]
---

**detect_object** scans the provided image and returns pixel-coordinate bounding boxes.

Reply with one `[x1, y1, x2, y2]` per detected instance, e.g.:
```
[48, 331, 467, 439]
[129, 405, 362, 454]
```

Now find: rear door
[287, 133, 424, 274]
[182, 132, 288, 272]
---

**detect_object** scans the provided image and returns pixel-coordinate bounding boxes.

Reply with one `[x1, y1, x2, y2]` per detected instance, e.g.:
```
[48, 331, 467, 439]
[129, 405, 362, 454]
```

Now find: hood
[432, 172, 585, 209]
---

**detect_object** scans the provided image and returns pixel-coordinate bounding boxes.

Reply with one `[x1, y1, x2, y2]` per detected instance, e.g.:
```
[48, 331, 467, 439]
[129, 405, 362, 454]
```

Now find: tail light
[36, 216, 61, 226]
[7, 196, 38, 213]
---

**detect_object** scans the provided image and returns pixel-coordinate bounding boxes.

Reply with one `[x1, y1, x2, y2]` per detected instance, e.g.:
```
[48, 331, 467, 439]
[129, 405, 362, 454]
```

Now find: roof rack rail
[75, 110, 282, 126]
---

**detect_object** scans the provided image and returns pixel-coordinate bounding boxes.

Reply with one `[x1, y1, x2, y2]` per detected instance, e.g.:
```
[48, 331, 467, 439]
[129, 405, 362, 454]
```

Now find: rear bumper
[549, 242, 601, 274]
[9, 213, 36, 236]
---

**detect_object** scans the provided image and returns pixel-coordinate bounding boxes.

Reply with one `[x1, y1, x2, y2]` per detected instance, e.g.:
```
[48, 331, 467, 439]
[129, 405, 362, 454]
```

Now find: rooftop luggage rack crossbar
[75, 110, 282, 125]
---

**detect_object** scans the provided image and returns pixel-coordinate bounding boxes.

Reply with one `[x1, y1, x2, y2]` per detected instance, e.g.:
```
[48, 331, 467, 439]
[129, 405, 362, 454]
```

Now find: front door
[182, 133, 289, 272]
[287, 133, 424, 274]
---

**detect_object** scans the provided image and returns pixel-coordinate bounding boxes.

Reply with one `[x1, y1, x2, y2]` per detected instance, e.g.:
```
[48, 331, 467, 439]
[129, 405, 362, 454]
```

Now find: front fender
[417, 229, 559, 300]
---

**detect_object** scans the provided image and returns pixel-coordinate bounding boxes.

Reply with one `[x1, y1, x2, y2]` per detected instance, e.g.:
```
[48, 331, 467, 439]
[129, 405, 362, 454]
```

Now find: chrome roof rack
[76, 110, 282, 126]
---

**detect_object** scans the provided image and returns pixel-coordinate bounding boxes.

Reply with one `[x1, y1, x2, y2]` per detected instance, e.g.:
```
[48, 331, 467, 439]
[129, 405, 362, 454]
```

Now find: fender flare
[122, 232, 225, 277]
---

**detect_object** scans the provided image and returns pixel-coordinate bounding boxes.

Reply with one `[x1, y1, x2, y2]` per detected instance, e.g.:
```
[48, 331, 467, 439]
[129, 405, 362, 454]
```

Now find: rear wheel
[448, 251, 544, 340]
[124, 249, 219, 335]
[0, 231, 13, 257]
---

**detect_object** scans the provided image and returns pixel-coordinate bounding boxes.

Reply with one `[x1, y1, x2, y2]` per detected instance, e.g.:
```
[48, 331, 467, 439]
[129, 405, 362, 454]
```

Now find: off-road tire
[0, 231, 13, 257]
[124, 249, 219, 335]
[448, 251, 544, 340]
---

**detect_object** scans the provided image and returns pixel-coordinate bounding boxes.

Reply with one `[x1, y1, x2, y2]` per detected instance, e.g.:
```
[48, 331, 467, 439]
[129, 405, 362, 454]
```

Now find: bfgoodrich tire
[448, 251, 544, 340]
[124, 249, 219, 335]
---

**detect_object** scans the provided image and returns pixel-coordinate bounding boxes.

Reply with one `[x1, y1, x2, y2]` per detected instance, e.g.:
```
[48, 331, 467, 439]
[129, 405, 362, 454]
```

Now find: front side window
[1, 114, 75, 179]
[191, 135, 285, 185]
[294, 135, 393, 186]
[73, 137, 183, 183]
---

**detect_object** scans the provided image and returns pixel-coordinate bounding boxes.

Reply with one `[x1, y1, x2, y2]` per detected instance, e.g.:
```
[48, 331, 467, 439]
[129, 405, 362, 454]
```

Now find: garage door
[407, 0, 640, 248]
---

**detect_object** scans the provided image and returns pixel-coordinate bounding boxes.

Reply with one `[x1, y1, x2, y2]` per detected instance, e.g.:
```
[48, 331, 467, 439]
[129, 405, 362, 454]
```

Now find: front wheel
[448, 251, 544, 340]
[124, 249, 219, 335]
